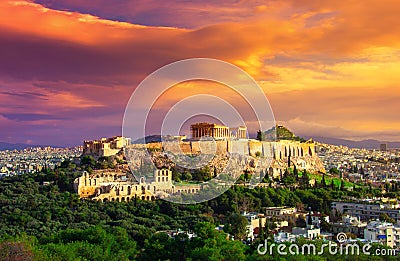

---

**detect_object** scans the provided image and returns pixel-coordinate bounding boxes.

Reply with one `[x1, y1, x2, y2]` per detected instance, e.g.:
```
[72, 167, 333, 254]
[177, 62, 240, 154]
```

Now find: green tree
[256, 130, 265, 141]
[301, 169, 310, 187]
[321, 173, 327, 188]
[80, 155, 96, 167]
[223, 213, 248, 241]
[379, 213, 396, 224]
[339, 179, 344, 191]
[295, 216, 306, 228]
[192, 223, 246, 261]
[329, 167, 340, 175]
[182, 171, 192, 181]
[141, 232, 171, 260]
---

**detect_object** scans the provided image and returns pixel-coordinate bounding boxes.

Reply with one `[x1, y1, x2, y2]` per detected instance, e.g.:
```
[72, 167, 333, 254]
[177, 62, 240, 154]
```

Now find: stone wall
[74, 169, 175, 202]
[138, 140, 317, 158]
[128, 139, 325, 180]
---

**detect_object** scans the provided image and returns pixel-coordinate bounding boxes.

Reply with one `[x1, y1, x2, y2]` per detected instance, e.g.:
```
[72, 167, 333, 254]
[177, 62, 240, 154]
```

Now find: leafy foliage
[0, 162, 396, 260]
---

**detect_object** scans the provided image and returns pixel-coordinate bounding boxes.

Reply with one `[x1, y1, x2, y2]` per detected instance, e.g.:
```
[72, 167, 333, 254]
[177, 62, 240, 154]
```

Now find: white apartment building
[292, 225, 320, 240]
[265, 206, 296, 216]
[274, 232, 297, 243]
[364, 220, 400, 248]
[331, 201, 400, 222]
[332, 215, 367, 237]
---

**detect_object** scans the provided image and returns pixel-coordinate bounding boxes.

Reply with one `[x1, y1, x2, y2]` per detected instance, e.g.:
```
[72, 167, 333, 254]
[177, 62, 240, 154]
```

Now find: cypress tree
[339, 179, 344, 191]
[259, 218, 264, 241]
[321, 173, 326, 188]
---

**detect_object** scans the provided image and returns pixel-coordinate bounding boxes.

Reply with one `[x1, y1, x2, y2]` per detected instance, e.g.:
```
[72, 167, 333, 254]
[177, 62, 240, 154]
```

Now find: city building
[331, 201, 400, 222]
[306, 212, 330, 228]
[364, 220, 400, 248]
[83, 136, 131, 157]
[265, 206, 296, 216]
[274, 232, 297, 243]
[190, 122, 247, 140]
[292, 225, 321, 240]
[0, 147, 81, 176]
[243, 212, 267, 229]
[317, 142, 400, 185]
[265, 206, 308, 226]
[74, 168, 201, 202]
[332, 215, 367, 238]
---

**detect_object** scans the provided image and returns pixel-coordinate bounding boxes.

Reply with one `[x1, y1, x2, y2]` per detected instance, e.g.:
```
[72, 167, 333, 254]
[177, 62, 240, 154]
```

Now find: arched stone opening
[268, 167, 274, 178]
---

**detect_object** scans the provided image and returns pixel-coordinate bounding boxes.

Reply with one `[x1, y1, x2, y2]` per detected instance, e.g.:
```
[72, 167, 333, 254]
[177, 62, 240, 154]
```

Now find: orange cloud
[0, 0, 399, 144]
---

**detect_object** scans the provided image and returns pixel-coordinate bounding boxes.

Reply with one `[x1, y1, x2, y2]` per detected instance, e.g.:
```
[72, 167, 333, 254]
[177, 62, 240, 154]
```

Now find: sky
[0, 0, 399, 146]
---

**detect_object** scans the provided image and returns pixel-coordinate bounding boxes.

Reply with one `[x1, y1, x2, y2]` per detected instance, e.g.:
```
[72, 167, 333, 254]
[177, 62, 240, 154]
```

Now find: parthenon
[190, 122, 247, 140]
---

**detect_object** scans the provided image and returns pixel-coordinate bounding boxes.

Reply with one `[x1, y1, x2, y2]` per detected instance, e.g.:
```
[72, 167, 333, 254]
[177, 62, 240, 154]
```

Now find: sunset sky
[1, 0, 399, 146]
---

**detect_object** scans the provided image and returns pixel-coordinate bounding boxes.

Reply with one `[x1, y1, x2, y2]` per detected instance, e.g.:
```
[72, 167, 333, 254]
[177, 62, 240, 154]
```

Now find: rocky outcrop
[126, 139, 325, 179]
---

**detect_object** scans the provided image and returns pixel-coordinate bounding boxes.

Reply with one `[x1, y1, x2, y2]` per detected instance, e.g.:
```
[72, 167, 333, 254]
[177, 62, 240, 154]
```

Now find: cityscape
[1, 124, 400, 259]
[1, 0, 400, 260]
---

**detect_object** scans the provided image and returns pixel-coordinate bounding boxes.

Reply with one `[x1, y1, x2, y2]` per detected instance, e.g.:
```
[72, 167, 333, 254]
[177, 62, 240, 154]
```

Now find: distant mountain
[0, 142, 43, 151]
[309, 136, 400, 149]
[132, 135, 193, 144]
[132, 135, 163, 144]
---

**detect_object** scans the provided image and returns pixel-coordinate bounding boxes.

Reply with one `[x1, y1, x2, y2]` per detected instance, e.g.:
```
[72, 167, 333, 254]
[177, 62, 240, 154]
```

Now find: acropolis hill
[75, 124, 325, 202]
[82, 124, 326, 178]
[127, 124, 325, 175]
[131, 138, 325, 175]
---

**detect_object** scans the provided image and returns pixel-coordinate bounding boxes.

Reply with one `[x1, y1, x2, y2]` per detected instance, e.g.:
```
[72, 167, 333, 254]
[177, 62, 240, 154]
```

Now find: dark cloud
[0, 0, 399, 146]
[2, 113, 66, 121]
[33, 0, 263, 28]
[0, 91, 47, 99]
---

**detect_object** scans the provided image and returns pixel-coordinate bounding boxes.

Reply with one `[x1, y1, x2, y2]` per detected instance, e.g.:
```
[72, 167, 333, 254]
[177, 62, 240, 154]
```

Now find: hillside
[0, 142, 44, 151]
[309, 136, 400, 149]
[264, 125, 305, 142]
